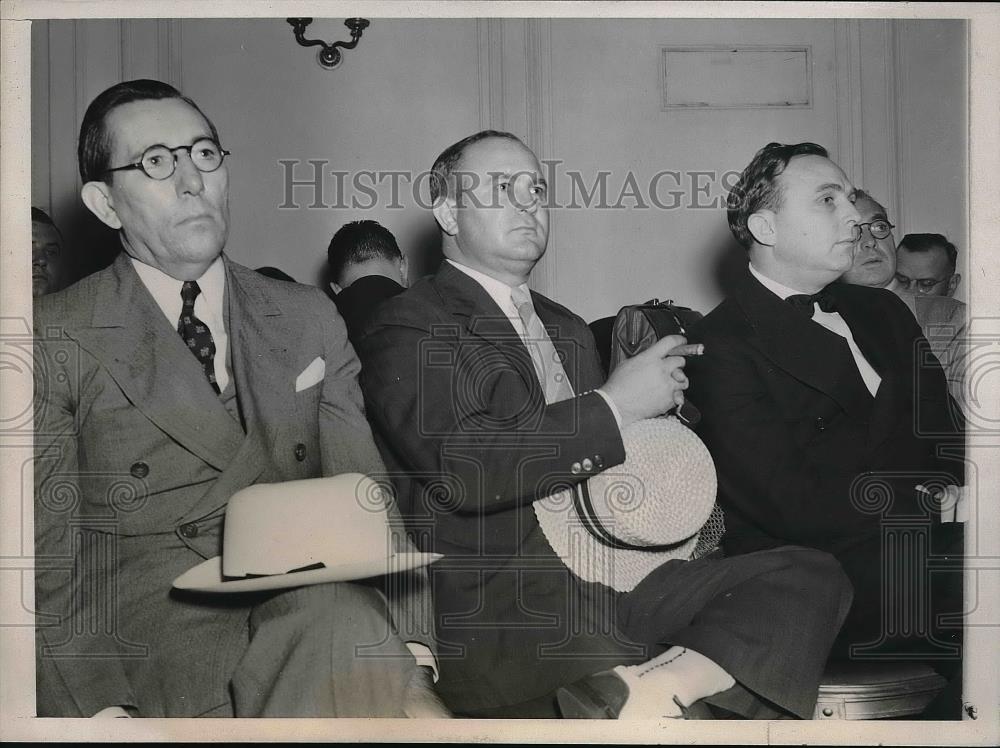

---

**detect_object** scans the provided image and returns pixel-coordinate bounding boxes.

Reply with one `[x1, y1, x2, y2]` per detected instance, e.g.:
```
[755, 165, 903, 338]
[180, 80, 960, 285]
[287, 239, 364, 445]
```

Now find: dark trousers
[826, 523, 965, 719]
[452, 545, 852, 719]
[619, 545, 852, 719]
[828, 523, 964, 680]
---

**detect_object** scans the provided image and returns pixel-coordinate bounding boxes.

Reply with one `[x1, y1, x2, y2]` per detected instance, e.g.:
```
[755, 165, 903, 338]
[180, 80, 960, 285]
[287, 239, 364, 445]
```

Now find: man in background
[328, 219, 408, 342]
[896, 233, 962, 298]
[32, 207, 70, 297]
[840, 191, 966, 404]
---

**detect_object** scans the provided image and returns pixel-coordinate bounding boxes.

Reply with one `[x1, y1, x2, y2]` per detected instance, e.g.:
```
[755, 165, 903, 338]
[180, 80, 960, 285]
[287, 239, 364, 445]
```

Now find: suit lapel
[70, 254, 245, 472]
[736, 272, 874, 419]
[221, 260, 298, 479]
[825, 283, 905, 452]
[434, 263, 540, 395]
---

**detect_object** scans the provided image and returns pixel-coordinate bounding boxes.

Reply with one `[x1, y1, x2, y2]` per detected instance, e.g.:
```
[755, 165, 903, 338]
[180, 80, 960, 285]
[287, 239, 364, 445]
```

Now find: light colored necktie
[510, 286, 575, 404]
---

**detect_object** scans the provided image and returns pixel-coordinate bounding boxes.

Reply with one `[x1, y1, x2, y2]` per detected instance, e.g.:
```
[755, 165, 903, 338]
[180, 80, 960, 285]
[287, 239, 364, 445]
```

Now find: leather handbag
[608, 298, 704, 425]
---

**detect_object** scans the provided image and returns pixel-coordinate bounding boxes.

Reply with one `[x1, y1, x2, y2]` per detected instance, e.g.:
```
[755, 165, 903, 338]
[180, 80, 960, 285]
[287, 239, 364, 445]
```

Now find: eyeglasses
[894, 272, 952, 294]
[854, 219, 895, 241]
[103, 138, 231, 180]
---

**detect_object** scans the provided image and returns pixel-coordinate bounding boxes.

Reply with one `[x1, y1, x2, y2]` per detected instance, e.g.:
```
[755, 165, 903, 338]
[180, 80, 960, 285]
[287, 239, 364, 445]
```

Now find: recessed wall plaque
[660, 46, 812, 110]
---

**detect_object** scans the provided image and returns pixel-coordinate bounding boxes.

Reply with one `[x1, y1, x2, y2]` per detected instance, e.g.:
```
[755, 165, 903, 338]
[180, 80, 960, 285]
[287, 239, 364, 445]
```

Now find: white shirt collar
[747, 262, 812, 301]
[446, 258, 531, 319]
[131, 255, 226, 327]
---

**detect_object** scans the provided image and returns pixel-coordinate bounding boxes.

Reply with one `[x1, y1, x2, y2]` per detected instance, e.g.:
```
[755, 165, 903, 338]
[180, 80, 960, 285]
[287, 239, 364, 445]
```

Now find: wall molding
[477, 18, 504, 131]
[73, 20, 85, 131]
[834, 19, 864, 186]
[890, 19, 908, 236]
[35, 20, 52, 211]
[156, 20, 183, 90]
[873, 19, 901, 230]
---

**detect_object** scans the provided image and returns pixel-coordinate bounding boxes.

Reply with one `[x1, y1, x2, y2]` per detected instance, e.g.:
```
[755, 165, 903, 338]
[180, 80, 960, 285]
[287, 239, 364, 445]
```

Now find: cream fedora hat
[173, 473, 440, 593]
[534, 417, 722, 593]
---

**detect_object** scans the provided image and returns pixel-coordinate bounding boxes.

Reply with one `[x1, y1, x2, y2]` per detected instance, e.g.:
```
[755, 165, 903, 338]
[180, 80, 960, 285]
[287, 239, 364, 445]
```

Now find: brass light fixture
[286, 18, 370, 70]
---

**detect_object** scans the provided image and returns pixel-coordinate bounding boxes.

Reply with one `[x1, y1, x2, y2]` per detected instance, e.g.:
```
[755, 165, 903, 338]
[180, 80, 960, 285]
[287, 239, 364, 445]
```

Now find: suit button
[594, 454, 604, 469]
[571, 462, 582, 475]
[294, 443, 307, 462]
[130, 461, 149, 479]
[815, 417, 826, 432]
[582, 458, 594, 472]
[179, 523, 199, 539]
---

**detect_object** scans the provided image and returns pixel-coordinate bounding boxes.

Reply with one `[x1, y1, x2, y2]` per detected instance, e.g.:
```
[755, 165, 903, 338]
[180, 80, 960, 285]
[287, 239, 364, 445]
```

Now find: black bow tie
[786, 291, 837, 318]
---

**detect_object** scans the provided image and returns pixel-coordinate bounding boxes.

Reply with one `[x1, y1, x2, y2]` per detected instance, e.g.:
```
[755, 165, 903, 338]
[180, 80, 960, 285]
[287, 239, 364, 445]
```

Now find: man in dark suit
[355, 131, 853, 719]
[328, 219, 408, 342]
[686, 143, 965, 664]
[33, 79, 441, 718]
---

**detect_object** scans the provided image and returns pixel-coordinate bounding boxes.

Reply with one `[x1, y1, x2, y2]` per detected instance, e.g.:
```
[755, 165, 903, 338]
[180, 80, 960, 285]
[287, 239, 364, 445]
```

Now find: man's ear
[947, 273, 961, 297]
[747, 210, 776, 247]
[330, 280, 343, 295]
[432, 196, 458, 237]
[81, 181, 122, 230]
[399, 254, 410, 287]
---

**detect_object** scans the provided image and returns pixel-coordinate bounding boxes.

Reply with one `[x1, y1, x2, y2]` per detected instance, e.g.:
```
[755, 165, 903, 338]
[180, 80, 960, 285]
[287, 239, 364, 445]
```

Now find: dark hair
[727, 142, 829, 248]
[327, 220, 402, 283]
[78, 79, 220, 184]
[898, 233, 957, 270]
[429, 130, 524, 205]
[31, 206, 57, 227]
[852, 188, 888, 217]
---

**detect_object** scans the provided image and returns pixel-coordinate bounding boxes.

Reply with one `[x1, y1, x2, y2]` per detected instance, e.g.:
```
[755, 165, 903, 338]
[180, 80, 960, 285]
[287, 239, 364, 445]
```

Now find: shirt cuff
[405, 641, 439, 683]
[594, 388, 623, 428]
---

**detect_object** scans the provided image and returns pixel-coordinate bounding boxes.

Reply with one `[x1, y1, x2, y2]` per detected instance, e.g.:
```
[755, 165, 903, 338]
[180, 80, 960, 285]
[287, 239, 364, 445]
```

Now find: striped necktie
[510, 286, 575, 404]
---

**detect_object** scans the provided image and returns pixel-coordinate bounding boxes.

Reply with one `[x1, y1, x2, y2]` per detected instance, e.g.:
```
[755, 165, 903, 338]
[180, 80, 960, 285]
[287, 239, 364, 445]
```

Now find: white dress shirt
[749, 263, 881, 396]
[131, 255, 230, 392]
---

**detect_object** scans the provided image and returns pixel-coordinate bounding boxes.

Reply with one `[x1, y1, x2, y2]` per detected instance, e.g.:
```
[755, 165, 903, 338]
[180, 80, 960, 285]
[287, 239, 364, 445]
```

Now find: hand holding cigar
[602, 335, 703, 427]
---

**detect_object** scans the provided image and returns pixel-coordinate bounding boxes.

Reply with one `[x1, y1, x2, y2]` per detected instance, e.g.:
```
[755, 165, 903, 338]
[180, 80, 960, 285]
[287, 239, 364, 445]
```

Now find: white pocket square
[295, 356, 326, 392]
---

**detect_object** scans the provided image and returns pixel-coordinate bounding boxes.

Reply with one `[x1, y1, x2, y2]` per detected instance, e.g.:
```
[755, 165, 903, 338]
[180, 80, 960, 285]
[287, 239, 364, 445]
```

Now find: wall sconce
[286, 17, 370, 70]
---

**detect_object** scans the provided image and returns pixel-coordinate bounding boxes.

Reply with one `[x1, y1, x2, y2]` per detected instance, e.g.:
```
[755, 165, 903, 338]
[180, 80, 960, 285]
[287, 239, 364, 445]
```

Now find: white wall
[893, 21, 969, 297]
[31, 17, 967, 314]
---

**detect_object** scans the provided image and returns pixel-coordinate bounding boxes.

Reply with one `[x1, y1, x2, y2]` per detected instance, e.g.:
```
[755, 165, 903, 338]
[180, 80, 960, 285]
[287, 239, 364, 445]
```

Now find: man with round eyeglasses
[840, 190, 903, 292]
[839, 191, 967, 405]
[32, 79, 441, 718]
[101, 138, 230, 182]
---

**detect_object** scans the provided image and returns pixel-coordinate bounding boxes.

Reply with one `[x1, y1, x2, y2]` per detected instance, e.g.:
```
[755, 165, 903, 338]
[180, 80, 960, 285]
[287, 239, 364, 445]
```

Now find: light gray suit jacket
[900, 293, 967, 405]
[33, 253, 432, 716]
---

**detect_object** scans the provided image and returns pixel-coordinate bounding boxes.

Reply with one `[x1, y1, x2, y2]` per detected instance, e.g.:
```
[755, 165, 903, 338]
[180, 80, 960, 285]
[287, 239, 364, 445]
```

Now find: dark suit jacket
[334, 274, 405, 343]
[33, 253, 432, 717]
[686, 270, 964, 557]
[356, 262, 630, 713]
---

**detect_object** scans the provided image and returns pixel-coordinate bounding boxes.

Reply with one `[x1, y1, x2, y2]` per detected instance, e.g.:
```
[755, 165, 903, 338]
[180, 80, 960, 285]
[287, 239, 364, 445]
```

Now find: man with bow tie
[355, 131, 853, 720]
[686, 142, 965, 669]
[32, 79, 440, 718]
